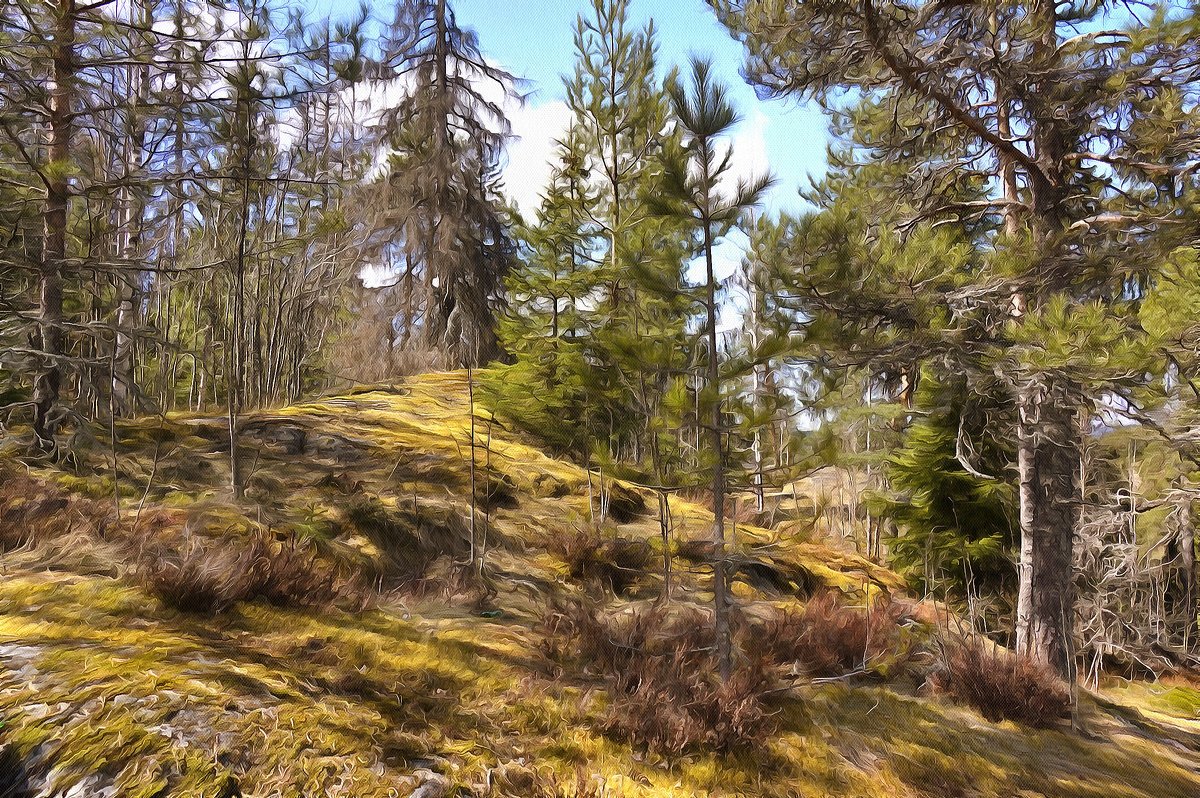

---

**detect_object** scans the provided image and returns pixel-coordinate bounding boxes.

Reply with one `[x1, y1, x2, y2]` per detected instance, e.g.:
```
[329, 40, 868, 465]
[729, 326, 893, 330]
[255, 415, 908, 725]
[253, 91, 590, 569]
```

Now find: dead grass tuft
[135, 530, 355, 613]
[541, 600, 775, 755]
[0, 468, 112, 551]
[548, 528, 653, 596]
[929, 637, 1071, 727]
[758, 590, 915, 678]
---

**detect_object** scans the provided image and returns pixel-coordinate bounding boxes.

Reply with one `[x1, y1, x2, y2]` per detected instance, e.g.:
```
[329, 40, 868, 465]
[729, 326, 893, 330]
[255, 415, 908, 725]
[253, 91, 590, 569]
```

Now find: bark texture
[1015, 378, 1079, 678]
[32, 0, 76, 449]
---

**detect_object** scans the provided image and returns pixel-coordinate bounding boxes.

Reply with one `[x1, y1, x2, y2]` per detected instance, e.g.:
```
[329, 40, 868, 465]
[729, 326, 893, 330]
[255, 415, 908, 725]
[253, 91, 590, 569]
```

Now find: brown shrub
[673, 538, 715, 563]
[0, 470, 110, 551]
[247, 533, 346, 608]
[137, 536, 257, 613]
[136, 530, 350, 613]
[928, 638, 1071, 727]
[540, 600, 774, 755]
[549, 528, 652, 596]
[759, 590, 914, 678]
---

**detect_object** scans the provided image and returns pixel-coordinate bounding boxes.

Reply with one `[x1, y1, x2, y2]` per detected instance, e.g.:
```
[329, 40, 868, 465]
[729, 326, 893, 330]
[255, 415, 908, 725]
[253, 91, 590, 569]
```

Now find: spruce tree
[378, 0, 520, 367]
[494, 132, 601, 456]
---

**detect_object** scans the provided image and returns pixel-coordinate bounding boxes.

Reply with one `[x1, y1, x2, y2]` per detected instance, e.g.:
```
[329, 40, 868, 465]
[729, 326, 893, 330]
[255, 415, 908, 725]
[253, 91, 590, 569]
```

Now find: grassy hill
[2, 372, 1200, 798]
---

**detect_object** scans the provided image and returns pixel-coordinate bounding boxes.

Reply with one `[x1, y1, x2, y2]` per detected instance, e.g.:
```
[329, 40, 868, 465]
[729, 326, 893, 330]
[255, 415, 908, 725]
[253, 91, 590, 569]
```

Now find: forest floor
[2, 372, 1200, 797]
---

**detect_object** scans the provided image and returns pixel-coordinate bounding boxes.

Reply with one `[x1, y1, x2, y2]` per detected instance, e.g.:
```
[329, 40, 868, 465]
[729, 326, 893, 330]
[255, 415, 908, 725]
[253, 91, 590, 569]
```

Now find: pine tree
[658, 56, 773, 680]
[566, 0, 664, 315]
[496, 0, 697, 480]
[715, 0, 1200, 677]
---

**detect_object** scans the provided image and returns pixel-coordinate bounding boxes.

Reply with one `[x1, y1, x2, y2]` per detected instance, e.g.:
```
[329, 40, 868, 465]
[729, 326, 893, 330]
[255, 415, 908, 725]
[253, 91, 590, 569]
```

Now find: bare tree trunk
[32, 0, 77, 450]
[1182, 500, 1197, 649]
[1014, 378, 1079, 678]
[113, 279, 137, 415]
[467, 364, 477, 569]
[112, 0, 153, 417]
[749, 258, 766, 515]
[658, 490, 672, 603]
[704, 217, 732, 682]
[229, 89, 252, 501]
[1168, 494, 1197, 650]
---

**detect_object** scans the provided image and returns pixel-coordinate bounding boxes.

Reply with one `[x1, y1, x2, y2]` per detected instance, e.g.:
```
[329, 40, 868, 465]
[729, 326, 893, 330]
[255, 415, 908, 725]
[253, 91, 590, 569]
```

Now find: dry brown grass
[0, 468, 111, 551]
[548, 528, 653, 596]
[135, 531, 355, 614]
[482, 762, 608, 798]
[929, 638, 1071, 727]
[540, 600, 774, 755]
[136, 536, 258, 613]
[758, 590, 915, 678]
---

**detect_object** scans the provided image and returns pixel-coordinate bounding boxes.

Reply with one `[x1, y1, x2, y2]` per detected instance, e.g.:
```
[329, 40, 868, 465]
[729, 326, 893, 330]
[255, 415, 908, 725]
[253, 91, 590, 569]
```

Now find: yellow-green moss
[5, 372, 1200, 797]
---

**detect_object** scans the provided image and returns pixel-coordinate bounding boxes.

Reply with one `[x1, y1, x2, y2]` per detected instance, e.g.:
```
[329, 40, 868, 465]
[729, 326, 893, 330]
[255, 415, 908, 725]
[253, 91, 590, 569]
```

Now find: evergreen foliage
[886, 375, 1017, 634]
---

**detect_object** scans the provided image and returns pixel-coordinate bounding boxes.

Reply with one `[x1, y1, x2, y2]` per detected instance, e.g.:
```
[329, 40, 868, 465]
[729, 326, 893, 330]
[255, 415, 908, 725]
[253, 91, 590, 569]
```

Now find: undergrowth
[136, 531, 357, 613]
[548, 528, 653, 596]
[758, 589, 916, 678]
[541, 600, 775, 756]
[0, 468, 115, 551]
[930, 637, 1071, 727]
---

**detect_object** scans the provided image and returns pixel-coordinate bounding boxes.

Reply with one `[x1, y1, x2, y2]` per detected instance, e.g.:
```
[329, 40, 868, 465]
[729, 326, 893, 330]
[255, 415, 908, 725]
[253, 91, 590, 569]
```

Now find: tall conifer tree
[659, 57, 773, 680]
[378, 0, 519, 367]
[715, 0, 1200, 675]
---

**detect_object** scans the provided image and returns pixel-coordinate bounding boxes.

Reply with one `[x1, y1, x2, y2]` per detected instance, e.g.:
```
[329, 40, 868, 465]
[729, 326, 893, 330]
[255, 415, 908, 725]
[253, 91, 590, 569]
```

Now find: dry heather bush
[137, 536, 257, 613]
[759, 590, 914, 678]
[137, 531, 351, 613]
[0, 467, 358, 612]
[549, 528, 653, 596]
[248, 533, 347, 608]
[0, 470, 108, 551]
[540, 600, 774, 755]
[929, 638, 1071, 727]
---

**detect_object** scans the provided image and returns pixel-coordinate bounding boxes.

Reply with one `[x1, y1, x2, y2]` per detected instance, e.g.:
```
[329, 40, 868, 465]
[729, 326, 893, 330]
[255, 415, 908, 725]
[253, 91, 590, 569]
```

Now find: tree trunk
[1014, 377, 1079, 679]
[229, 88, 252, 501]
[113, 280, 137, 416]
[32, 0, 76, 450]
[112, 0, 153, 418]
[658, 490, 672, 603]
[1012, 0, 1078, 681]
[704, 217, 732, 682]
[1182, 501, 1196, 649]
[1167, 496, 1197, 650]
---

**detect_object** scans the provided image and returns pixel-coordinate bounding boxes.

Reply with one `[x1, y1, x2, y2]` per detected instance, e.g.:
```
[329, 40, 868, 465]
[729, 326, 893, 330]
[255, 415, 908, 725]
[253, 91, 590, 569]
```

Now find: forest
[1, 0, 1200, 796]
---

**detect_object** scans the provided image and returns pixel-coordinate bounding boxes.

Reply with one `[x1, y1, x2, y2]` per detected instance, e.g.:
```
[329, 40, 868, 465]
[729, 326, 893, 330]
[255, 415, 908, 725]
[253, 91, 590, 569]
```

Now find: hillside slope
[2, 372, 1200, 798]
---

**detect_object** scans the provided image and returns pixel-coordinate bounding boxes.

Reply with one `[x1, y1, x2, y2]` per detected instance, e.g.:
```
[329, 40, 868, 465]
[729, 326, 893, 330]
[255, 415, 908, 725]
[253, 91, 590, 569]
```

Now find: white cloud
[498, 97, 771, 229]
[499, 98, 574, 219]
[720, 107, 772, 199]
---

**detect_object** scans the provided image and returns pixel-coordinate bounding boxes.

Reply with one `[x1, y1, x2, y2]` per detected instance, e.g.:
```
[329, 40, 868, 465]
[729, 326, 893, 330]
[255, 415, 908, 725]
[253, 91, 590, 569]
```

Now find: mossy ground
[2, 371, 1199, 797]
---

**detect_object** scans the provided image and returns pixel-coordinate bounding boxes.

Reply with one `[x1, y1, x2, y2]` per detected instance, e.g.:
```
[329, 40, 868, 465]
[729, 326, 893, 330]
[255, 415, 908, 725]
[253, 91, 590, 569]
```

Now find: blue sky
[300, 0, 830, 219]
